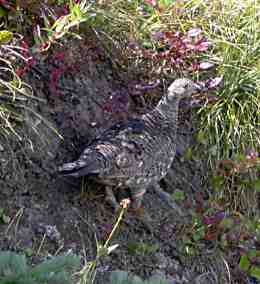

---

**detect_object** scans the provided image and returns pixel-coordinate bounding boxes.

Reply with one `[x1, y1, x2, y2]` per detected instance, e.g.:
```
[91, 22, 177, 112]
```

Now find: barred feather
[58, 78, 201, 207]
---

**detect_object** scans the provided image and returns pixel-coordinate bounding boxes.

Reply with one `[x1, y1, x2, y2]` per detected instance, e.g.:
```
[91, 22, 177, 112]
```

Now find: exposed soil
[0, 36, 243, 283]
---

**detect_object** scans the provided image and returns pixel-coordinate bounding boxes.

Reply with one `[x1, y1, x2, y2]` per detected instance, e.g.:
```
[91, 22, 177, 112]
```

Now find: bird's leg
[129, 187, 153, 233]
[105, 186, 120, 212]
[152, 183, 186, 216]
[130, 187, 146, 209]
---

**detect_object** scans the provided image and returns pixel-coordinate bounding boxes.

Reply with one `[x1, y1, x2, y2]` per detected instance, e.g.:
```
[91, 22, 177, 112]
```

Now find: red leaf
[204, 227, 218, 241]
[199, 62, 214, 70]
[144, 0, 157, 7]
[193, 40, 210, 51]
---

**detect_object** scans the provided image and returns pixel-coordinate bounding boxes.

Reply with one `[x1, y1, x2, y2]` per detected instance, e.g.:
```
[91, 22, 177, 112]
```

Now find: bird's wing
[59, 118, 151, 178]
[58, 150, 106, 177]
[93, 118, 149, 175]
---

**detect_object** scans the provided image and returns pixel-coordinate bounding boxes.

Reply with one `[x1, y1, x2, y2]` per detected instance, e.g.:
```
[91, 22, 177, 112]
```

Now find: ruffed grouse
[58, 78, 202, 212]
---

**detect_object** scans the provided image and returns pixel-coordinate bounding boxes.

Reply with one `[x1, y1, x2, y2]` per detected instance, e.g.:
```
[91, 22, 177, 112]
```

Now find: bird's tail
[58, 153, 106, 178]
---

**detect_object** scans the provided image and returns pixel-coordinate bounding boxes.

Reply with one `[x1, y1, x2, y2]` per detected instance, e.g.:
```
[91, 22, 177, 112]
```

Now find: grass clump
[77, 199, 130, 284]
[0, 0, 94, 140]
[0, 55, 34, 138]
[188, 0, 260, 163]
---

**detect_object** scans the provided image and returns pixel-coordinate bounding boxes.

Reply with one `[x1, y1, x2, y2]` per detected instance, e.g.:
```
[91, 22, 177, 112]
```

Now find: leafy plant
[0, 251, 80, 284]
[0, 208, 10, 224]
[127, 241, 159, 256]
[110, 270, 168, 284]
[239, 250, 260, 280]
[214, 151, 259, 214]
[32, 0, 94, 53]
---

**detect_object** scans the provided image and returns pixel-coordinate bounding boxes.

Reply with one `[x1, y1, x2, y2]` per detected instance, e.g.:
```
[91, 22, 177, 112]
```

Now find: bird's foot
[152, 183, 186, 216]
[130, 188, 146, 210]
[105, 186, 120, 212]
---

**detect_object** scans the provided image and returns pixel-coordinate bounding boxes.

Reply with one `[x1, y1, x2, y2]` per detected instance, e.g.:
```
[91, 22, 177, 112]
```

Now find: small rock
[35, 223, 61, 243]
[155, 252, 169, 269]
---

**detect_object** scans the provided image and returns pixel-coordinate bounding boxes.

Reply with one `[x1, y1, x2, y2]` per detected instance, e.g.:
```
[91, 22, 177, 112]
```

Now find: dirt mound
[0, 37, 231, 283]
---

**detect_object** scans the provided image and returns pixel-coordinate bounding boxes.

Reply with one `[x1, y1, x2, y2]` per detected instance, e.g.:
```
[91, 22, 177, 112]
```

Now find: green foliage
[171, 190, 185, 202]
[0, 6, 7, 17]
[127, 241, 158, 256]
[39, 1, 92, 49]
[0, 31, 12, 45]
[239, 250, 260, 280]
[0, 251, 80, 284]
[239, 255, 250, 271]
[0, 208, 10, 224]
[192, 0, 260, 164]
[110, 271, 168, 284]
[0, 56, 39, 138]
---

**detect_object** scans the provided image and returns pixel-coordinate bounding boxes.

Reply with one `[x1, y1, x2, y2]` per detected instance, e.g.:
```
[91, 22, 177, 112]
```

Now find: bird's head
[167, 78, 202, 100]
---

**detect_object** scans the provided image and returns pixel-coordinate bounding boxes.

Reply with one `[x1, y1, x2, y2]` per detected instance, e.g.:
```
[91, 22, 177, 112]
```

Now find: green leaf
[234, 153, 246, 161]
[0, 251, 80, 283]
[31, 254, 80, 281]
[0, 30, 13, 45]
[131, 275, 143, 284]
[184, 245, 195, 256]
[209, 145, 218, 156]
[146, 275, 168, 284]
[249, 266, 260, 280]
[192, 226, 204, 242]
[172, 190, 185, 201]
[97, 245, 109, 257]
[158, 0, 174, 8]
[183, 147, 193, 160]
[211, 175, 224, 191]
[251, 179, 260, 192]
[2, 214, 10, 224]
[0, 7, 7, 17]
[239, 255, 250, 271]
[196, 130, 207, 145]
[248, 249, 258, 258]
[142, 41, 153, 49]
[219, 217, 234, 229]
[0, 251, 28, 275]
[24, 248, 33, 257]
[110, 270, 131, 284]
[127, 241, 158, 256]
[71, 3, 81, 17]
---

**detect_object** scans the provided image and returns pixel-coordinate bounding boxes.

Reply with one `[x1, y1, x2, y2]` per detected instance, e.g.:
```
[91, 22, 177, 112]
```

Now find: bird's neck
[144, 95, 180, 141]
[155, 95, 180, 125]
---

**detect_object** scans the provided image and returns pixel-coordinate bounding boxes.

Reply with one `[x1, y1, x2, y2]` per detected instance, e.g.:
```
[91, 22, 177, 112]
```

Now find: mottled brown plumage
[58, 78, 202, 210]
